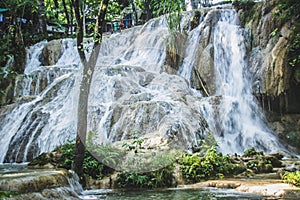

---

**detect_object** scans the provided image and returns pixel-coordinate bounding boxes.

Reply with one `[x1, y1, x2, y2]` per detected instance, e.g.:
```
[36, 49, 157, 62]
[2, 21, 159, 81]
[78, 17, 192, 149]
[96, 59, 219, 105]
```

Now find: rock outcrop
[235, 0, 300, 152]
[0, 169, 82, 199]
[237, 0, 300, 115]
[40, 40, 63, 66]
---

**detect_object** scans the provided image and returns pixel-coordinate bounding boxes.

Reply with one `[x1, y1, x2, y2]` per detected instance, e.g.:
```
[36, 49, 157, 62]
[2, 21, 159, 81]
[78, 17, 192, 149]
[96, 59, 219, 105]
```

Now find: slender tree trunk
[62, 0, 70, 34]
[72, 0, 109, 186]
[69, 0, 74, 34]
[53, 0, 59, 19]
[38, 0, 47, 35]
[144, 0, 152, 21]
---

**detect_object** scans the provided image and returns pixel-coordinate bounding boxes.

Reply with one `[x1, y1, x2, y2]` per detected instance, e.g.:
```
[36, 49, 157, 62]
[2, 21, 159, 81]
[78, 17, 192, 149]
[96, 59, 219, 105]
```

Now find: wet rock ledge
[0, 169, 81, 199]
[180, 176, 300, 199]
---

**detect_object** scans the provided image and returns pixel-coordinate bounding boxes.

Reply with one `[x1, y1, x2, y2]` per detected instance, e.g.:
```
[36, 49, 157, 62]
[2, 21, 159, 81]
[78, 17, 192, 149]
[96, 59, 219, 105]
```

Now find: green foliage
[243, 148, 273, 173]
[179, 146, 238, 183]
[86, 131, 126, 167]
[282, 171, 300, 186]
[153, 0, 185, 61]
[54, 141, 113, 179]
[0, 190, 18, 199]
[153, 0, 185, 32]
[122, 138, 144, 153]
[246, 159, 272, 173]
[106, 0, 123, 21]
[270, 28, 281, 38]
[0, 0, 49, 102]
[116, 164, 174, 188]
[243, 147, 263, 157]
[0, 28, 20, 99]
[288, 33, 300, 68]
[274, 0, 300, 69]
[275, 0, 300, 21]
[232, 0, 255, 10]
[87, 144, 125, 168]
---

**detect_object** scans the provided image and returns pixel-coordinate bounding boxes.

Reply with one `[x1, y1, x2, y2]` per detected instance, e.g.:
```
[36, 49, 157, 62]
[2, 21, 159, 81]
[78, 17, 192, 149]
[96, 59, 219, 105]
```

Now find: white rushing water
[197, 10, 283, 154]
[0, 8, 288, 163]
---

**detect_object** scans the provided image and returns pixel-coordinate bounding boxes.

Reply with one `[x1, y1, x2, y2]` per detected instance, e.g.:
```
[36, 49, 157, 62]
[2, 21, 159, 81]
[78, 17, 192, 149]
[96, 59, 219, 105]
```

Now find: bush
[283, 171, 300, 186]
[0, 190, 18, 198]
[179, 146, 238, 183]
[29, 141, 113, 180]
[116, 164, 174, 188]
[243, 148, 274, 173]
[243, 147, 263, 157]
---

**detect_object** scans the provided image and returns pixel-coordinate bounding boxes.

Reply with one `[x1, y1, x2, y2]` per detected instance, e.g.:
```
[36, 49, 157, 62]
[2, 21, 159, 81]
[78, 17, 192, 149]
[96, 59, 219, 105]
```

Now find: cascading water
[0, 7, 290, 164]
[0, 39, 81, 163]
[197, 9, 284, 154]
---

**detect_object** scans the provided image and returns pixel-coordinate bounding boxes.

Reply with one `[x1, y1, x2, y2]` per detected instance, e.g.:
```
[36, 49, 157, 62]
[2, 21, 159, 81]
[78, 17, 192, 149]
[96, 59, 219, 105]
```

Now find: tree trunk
[53, 0, 59, 19]
[38, 0, 47, 35]
[69, 0, 74, 34]
[72, 0, 109, 186]
[144, 0, 152, 21]
[62, 0, 70, 34]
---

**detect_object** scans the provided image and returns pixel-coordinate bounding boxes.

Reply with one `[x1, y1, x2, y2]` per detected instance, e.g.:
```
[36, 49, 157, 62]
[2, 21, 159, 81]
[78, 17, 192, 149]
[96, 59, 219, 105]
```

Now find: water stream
[79, 188, 266, 200]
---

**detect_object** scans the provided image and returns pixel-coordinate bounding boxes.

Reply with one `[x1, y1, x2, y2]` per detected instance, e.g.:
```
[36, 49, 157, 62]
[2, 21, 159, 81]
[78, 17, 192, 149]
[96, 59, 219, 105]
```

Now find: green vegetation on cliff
[275, 0, 300, 70]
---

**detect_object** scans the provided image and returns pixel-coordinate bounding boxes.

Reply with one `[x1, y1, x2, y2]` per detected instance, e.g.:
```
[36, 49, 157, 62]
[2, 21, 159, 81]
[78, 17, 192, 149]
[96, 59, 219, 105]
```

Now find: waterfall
[0, 39, 82, 163]
[196, 9, 283, 154]
[0, 8, 290, 163]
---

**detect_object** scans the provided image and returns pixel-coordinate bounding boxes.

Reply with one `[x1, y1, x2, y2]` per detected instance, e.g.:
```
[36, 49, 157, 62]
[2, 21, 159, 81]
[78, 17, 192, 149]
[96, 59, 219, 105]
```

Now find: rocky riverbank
[180, 175, 300, 199]
[0, 167, 82, 199]
[0, 166, 299, 199]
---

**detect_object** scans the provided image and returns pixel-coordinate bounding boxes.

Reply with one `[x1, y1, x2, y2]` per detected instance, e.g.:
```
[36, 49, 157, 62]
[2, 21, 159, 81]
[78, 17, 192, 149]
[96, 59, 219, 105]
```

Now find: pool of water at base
[80, 188, 279, 200]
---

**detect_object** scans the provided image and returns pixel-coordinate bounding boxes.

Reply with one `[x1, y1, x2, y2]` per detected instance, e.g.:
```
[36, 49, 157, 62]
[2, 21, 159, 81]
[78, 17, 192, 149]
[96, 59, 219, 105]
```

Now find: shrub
[179, 146, 238, 183]
[0, 190, 18, 198]
[29, 141, 113, 180]
[116, 164, 174, 188]
[283, 171, 300, 186]
[243, 147, 263, 157]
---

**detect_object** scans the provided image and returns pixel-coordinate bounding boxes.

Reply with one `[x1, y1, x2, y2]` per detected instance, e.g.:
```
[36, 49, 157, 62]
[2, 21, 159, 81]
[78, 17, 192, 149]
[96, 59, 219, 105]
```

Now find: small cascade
[0, 168, 83, 199]
[24, 40, 47, 75]
[67, 170, 84, 194]
[0, 74, 78, 163]
[15, 39, 81, 98]
[179, 19, 203, 84]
